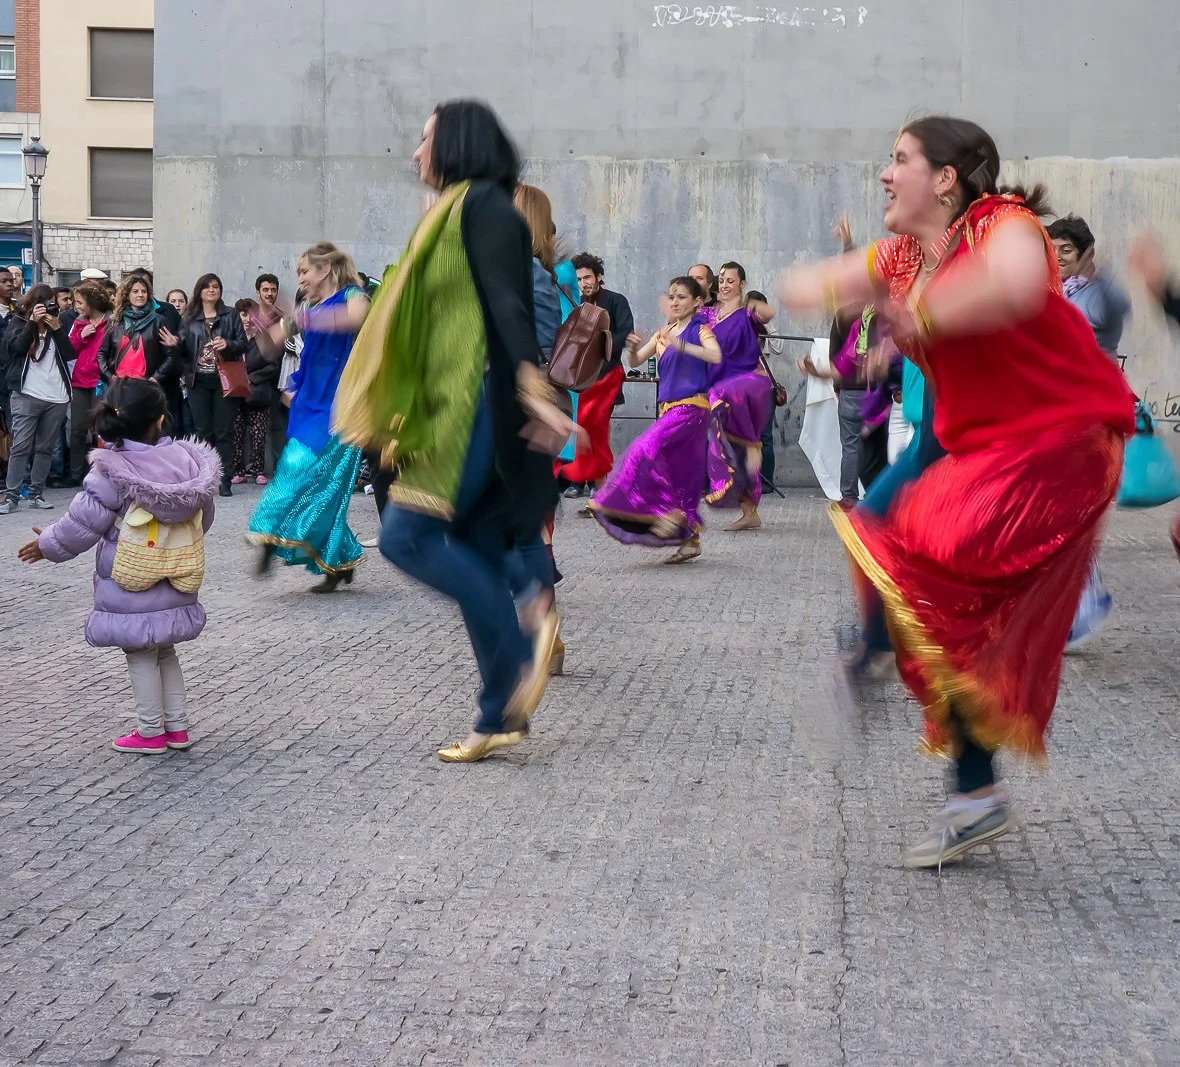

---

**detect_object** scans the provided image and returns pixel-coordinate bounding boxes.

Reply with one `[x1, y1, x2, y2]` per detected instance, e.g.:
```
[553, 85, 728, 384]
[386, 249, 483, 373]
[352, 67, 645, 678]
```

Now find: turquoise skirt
[247, 434, 364, 575]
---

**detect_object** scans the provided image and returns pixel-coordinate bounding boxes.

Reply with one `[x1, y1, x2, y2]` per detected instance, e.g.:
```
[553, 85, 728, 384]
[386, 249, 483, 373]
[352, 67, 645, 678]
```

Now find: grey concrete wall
[154, 1, 1180, 481]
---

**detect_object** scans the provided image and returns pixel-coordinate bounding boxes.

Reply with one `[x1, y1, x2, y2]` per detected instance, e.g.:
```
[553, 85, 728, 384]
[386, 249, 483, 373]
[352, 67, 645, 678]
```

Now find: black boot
[255, 544, 277, 577]
[310, 569, 355, 594]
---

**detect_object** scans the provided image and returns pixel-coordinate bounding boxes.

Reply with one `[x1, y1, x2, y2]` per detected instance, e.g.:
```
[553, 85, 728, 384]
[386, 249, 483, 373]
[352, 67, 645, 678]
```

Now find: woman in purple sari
[589, 276, 722, 564]
[703, 262, 776, 531]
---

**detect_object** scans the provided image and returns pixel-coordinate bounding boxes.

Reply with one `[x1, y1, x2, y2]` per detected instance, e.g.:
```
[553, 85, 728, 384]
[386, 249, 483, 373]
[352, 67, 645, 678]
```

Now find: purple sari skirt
[706, 369, 774, 509]
[589, 399, 710, 547]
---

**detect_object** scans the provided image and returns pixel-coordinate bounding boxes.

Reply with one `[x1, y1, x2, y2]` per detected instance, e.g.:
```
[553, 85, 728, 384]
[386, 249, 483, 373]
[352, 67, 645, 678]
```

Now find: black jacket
[97, 316, 187, 384]
[457, 179, 557, 542]
[243, 335, 281, 407]
[181, 304, 247, 377]
[2, 313, 75, 396]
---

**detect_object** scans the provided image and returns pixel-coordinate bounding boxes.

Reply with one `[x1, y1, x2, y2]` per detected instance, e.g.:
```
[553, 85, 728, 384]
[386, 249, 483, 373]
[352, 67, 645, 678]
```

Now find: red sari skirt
[831, 420, 1123, 760]
[556, 365, 624, 485]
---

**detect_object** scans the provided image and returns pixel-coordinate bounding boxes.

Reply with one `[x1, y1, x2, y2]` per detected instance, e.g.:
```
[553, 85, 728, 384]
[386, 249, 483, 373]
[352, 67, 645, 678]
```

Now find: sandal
[664, 540, 701, 565]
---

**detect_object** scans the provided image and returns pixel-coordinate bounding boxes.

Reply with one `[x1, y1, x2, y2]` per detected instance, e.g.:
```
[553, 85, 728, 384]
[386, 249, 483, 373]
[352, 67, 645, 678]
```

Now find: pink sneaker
[112, 730, 168, 754]
[231, 474, 246, 485]
[162, 730, 194, 750]
[255, 474, 268, 486]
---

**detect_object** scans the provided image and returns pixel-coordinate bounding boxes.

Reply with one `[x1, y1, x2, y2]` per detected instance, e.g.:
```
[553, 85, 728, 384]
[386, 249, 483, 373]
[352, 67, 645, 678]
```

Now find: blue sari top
[286, 286, 365, 453]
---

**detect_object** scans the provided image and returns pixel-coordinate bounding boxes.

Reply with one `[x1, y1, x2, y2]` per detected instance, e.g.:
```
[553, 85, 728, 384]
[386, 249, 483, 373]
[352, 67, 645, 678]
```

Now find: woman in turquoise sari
[248, 242, 369, 592]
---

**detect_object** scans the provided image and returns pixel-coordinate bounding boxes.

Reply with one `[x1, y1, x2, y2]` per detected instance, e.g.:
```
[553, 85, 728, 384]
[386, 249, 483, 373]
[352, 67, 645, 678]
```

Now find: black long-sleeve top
[458, 179, 556, 542]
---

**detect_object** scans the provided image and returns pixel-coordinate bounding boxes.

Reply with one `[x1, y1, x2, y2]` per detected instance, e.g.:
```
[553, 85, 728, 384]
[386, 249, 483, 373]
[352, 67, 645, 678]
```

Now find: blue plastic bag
[1117, 402, 1180, 508]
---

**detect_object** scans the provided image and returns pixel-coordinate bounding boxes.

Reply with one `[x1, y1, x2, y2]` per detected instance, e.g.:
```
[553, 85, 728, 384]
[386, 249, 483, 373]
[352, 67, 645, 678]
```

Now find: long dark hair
[184, 273, 225, 322]
[90, 376, 167, 445]
[901, 116, 1051, 218]
[431, 99, 520, 193]
[16, 283, 54, 318]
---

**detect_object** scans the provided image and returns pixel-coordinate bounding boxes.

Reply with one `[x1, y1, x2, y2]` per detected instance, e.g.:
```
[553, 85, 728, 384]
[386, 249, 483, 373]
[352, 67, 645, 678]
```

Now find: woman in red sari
[779, 116, 1135, 870]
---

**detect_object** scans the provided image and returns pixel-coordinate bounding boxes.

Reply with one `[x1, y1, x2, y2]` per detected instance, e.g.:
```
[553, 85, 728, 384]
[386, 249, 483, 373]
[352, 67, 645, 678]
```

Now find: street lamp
[22, 135, 48, 285]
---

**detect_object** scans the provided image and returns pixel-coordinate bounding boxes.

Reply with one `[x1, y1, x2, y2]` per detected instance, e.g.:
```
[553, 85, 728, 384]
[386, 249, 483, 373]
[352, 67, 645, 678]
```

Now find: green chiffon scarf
[334, 182, 487, 519]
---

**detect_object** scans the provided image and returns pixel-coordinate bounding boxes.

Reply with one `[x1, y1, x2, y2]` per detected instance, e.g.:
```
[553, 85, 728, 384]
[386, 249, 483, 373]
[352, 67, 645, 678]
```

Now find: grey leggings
[125, 645, 188, 737]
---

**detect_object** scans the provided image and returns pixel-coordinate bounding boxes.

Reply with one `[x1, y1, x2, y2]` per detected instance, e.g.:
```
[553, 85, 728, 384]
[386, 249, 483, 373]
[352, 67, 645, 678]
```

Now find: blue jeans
[379, 384, 532, 733]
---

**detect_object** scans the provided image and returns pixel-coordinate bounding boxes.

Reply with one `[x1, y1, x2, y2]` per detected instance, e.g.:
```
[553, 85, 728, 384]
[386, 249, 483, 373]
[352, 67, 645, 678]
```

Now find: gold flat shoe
[486, 730, 526, 753]
[504, 611, 558, 725]
[438, 737, 495, 763]
[437, 731, 526, 763]
[548, 636, 566, 677]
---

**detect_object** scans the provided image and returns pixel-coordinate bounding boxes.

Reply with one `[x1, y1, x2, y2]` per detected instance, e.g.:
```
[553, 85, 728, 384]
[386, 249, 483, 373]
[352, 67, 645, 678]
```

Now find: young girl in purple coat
[17, 377, 221, 754]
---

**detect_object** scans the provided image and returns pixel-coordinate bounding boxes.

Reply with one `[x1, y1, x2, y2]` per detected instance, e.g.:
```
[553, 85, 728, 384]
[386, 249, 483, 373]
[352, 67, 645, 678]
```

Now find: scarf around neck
[122, 301, 158, 337]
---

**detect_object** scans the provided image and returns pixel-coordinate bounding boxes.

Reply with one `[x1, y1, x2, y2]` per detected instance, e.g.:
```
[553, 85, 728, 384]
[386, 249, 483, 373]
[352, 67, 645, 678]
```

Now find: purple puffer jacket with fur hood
[37, 437, 221, 651]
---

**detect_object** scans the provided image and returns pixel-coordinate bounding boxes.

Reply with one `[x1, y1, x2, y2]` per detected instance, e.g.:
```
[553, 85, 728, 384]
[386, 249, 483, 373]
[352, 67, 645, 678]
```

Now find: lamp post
[22, 135, 48, 285]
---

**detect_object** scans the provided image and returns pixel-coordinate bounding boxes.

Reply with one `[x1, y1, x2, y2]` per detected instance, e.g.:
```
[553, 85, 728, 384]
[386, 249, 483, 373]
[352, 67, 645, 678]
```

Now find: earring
[937, 192, 953, 209]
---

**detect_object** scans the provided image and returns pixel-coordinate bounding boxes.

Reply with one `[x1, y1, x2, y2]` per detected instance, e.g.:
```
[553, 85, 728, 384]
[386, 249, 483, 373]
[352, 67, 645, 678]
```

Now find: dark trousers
[171, 386, 194, 439]
[69, 386, 96, 481]
[268, 400, 289, 475]
[234, 404, 270, 477]
[366, 451, 396, 519]
[189, 373, 235, 486]
[760, 404, 776, 485]
[838, 388, 890, 499]
[948, 705, 997, 793]
[379, 383, 531, 734]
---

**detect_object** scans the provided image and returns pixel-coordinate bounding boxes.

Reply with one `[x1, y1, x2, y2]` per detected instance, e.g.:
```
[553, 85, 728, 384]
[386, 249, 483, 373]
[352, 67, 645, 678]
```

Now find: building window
[89, 28, 153, 100]
[0, 35, 14, 112]
[90, 147, 152, 219]
[0, 134, 22, 187]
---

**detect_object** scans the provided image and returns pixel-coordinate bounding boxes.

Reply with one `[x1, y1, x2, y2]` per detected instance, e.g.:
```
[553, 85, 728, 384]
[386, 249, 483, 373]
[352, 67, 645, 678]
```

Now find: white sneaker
[359, 536, 379, 549]
[903, 790, 1013, 871]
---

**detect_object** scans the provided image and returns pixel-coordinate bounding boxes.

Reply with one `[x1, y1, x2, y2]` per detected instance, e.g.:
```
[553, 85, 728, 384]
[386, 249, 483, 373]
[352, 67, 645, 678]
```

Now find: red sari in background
[831, 195, 1136, 759]
[556, 364, 624, 485]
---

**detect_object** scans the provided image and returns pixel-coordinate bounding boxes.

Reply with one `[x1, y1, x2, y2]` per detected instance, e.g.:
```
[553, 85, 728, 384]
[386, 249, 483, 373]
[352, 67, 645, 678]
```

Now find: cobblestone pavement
[1, 486, 1178, 1067]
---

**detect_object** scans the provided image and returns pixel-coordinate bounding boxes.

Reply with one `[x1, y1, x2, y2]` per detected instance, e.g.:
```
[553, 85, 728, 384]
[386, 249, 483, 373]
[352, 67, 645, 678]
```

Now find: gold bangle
[865, 242, 879, 282]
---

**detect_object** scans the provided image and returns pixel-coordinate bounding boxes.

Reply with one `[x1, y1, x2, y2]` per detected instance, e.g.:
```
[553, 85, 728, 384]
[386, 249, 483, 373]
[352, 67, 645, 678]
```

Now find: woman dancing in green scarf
[335, 100, 578, 762]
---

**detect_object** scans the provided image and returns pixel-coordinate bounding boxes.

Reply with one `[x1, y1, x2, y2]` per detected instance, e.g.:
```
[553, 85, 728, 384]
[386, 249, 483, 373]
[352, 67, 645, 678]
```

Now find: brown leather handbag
[547, 285, 611, 393]
[216, 356, 251, 399]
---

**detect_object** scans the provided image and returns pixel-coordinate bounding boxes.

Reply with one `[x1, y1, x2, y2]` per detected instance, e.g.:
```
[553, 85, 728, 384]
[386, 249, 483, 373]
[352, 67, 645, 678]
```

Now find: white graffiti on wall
[652, 5, 868, 29]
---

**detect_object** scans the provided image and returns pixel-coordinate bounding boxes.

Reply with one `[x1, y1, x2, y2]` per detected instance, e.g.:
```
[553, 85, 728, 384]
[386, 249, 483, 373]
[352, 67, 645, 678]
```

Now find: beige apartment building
[0, 0, 153, 286]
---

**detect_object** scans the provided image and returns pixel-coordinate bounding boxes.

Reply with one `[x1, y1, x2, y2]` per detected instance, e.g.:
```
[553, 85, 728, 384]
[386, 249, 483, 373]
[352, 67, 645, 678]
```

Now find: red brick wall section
[15, 0, 40, 113]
